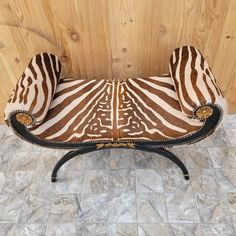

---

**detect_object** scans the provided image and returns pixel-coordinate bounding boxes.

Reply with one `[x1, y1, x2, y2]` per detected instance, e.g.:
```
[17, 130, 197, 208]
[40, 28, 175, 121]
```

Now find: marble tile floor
[0, 115, 236, 235]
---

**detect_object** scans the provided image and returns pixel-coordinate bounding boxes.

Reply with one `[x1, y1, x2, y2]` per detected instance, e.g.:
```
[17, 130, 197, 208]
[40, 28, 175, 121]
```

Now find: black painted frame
[9, 104, 222, 182]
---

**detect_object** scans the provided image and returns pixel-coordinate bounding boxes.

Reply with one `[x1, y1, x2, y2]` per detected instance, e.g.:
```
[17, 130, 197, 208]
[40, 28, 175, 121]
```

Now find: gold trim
[195, 106, 213, 119]
[16, 113, 33, 126]
[96, 142, 135, 149]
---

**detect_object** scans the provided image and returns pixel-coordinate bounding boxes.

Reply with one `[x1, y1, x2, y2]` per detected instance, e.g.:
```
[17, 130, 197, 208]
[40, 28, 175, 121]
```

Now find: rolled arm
[4, 53, 62, 126]
[169, 46, 227, 120]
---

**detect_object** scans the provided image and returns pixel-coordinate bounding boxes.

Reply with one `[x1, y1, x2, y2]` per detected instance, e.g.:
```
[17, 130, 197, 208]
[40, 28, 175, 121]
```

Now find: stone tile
[46, 223, 76, 236]
[82, 170, 108, 193]
[0, 172, 6, 192]
[19, 141, 43, 153]
[223, 193, 236, 224]
[77, 223, 107, 236]
[162, 168, 191, 193]
[190, 169, 219, 193]
[0, 125, 7, 140]
[2, 171, 33, 194]
[169, 223, 202, 236]
[195, 193, 232, 224]
[61, 153, 84, 171]
[183, 148, 213, 169]
[108, 223, 138, 236]
[77, 194, 108, 223]
[0, 223, 16, 235]
[37, 148, 84, 172]
[85, 149, 110, 169]
[196, 128, 231, 148]
[109, 149, 135, 169]
[215, 169, 236, 193]
[54, 171, 83, 194]
[234, 147, 236, 158]
[108, 170, 135, 193]
[201, 224, 236, 236]
[161, 147, 185, 169]
[0, 223, 46, 235]
[2, 119, 236, 231]
[48, 195, 78, 224]
[223, 115, 236, 129]
[0, 133, 25, 154]
[19, 194, 51, 223]
[0, 152, 39, 172]
[1, 129, 42, 153]
[136, 169, 163, 193]
[225, 129, 236, 146]
[138, 223, 169, 236]
[35, 149, 67, 173]
[208, 147, 236, 168]
[134, 150, 161, 169]
[2, 224, 46, 236]
[136, 194, 167, 223]
[27, 172, 55, 194]
[3, 127, 14, 136]
[165, 192, 199, 223]
[0, 194, 25, 223]
[108, 194, 137, 223]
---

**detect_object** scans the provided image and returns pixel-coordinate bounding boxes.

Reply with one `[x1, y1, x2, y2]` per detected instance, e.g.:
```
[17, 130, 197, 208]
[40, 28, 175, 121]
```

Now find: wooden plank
[0, 0, 235, 120]
[212, 0, 236, 113]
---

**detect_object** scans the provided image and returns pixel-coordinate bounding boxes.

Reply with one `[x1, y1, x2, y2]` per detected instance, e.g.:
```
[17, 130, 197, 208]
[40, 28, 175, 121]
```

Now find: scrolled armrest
[4, 53, 62, 126]
[169, 46, 227, 120]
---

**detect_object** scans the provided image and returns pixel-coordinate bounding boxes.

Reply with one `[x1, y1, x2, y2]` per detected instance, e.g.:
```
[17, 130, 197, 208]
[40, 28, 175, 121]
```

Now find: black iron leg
[51, 145, 189, 182]
[51, 147, 97, 182]
[135, 145, 189, 180]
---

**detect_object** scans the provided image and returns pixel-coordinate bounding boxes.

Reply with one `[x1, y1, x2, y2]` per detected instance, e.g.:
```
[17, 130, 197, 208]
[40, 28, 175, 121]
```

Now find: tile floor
[0, 115, 236, 235]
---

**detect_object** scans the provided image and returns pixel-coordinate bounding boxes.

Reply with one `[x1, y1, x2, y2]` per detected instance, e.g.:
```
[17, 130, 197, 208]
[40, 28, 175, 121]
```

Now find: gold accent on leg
[16, 113, 33, 126]
[195, 106, 213, 119]
[96, 142, 135, 149]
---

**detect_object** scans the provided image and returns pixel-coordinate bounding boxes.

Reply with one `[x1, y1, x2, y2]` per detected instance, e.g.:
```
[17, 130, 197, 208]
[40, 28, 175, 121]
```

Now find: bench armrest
[169, 46, 227, 119]
[4, 53, 62, 126]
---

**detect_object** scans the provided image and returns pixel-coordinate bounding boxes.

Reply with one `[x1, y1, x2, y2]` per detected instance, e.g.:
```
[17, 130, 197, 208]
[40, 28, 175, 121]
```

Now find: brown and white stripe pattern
[169, 46, 227, 117]
[4, 53, 62, 124]
[29, 76, 203, 143]
[5, 47, 226, 143]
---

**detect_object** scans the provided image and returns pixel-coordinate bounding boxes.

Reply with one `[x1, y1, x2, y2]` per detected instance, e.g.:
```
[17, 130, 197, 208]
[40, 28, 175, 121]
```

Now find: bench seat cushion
[28, 76, 202, 143]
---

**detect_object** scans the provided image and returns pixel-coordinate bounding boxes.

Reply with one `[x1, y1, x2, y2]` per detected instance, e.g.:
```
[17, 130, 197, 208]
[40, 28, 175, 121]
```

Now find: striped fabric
[28, 76, 202, 142]
[4, 46, 226, 143]
[169, 46, 227, 117]
[4, 53, 61, 125]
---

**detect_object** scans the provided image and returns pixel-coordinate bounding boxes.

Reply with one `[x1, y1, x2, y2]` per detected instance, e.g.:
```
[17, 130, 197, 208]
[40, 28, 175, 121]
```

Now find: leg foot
[135, 145, 190, 181]
[184, 174, 190, 180]
[51, 176, 57, 182]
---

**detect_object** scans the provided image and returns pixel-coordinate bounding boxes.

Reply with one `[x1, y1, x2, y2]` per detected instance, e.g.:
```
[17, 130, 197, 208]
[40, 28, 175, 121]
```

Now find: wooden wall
[0, 0, 236, 123]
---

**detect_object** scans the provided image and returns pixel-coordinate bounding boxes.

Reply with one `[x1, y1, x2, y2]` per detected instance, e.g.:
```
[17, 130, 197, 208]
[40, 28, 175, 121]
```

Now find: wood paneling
[0, 0, 235, 123]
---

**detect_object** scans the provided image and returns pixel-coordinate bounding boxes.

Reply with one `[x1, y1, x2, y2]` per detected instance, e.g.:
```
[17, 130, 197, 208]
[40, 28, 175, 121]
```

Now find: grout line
[14, 194, 27, 224]
[214, 164, 236, 228]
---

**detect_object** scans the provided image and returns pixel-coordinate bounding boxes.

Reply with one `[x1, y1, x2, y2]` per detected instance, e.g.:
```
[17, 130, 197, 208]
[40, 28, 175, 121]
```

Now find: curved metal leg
[51, 145, 189, 182]
[51, 147, 97, 182]
[135, 145, 189, 180]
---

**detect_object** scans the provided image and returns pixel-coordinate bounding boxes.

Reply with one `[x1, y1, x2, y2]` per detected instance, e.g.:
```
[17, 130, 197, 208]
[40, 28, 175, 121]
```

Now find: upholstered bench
[4, 46, 227, 182]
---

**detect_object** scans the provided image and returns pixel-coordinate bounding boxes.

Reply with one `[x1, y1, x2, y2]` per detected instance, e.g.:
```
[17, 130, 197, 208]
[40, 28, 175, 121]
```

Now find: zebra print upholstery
[4, 46, 227, 145]
[4, 53, 62, 126]
[169, 46, 227, 118]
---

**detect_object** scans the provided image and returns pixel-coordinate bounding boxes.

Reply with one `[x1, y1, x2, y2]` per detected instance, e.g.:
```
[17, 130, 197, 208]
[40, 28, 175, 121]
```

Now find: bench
[4, 46, 227, 182]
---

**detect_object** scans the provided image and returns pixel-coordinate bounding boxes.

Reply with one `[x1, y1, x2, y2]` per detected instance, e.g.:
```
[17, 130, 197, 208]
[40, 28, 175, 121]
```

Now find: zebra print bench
[4, 46, 227, 182]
